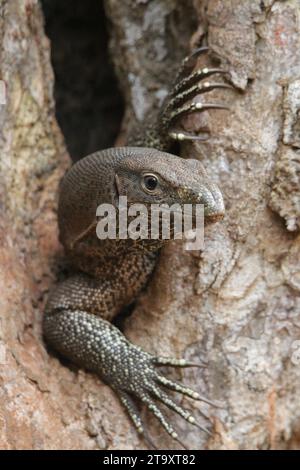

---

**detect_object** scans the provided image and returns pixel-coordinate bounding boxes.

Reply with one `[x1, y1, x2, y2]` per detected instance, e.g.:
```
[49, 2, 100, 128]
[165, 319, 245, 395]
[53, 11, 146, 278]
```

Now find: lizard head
[58, 146, 224, 253]
[115, 147, 225, 225]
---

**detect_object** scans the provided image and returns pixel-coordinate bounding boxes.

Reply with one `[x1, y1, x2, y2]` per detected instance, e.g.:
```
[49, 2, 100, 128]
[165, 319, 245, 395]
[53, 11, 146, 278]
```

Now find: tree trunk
[0, 0, 299, 450]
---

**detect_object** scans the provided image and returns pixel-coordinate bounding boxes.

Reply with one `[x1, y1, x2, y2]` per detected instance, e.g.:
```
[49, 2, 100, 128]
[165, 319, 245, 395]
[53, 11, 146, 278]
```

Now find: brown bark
[0, 0, 299, 450]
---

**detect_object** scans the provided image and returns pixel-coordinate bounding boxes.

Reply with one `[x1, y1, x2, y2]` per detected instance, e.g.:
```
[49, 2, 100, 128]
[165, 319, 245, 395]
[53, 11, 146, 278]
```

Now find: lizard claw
[157, 47, 233, 145]
[176, 46, 210, 81]
[106, 340, 215, 448]
[168, 131, 210, 142]
[154, 356, 208, 368]
[172, 68, 229, 97]
[165, 82, 233, 113]
[167, 102, 230, 127]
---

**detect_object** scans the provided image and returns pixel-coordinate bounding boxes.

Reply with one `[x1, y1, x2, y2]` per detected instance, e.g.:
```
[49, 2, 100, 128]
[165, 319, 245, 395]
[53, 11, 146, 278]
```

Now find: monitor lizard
[43, 47, 232, 448]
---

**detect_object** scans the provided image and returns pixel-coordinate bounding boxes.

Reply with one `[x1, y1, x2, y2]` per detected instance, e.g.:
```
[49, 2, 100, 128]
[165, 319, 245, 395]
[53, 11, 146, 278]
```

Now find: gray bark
[0, 0, 299, 450]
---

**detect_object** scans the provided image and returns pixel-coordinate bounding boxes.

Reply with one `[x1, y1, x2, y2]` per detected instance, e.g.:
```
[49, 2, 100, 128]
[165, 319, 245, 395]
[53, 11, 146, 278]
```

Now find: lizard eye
[142, 174, 159, 193]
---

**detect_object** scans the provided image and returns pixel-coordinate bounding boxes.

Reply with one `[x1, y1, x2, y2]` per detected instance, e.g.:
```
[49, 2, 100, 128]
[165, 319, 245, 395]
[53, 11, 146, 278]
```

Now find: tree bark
[0, 0, 299, 450]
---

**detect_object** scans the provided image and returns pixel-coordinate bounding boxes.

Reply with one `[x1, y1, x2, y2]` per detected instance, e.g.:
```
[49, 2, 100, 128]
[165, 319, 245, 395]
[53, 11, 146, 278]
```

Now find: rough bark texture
[0, 0, 299, 450]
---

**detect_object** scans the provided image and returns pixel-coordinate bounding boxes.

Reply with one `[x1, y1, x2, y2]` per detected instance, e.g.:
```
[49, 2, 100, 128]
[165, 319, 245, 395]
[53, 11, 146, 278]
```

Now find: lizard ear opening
[114, 173, 130, 199]
[114, 174, 121, 197]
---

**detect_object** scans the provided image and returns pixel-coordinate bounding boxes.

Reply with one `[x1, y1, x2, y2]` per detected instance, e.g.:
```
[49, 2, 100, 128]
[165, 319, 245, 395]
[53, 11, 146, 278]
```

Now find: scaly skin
[43, 48, 230, 448]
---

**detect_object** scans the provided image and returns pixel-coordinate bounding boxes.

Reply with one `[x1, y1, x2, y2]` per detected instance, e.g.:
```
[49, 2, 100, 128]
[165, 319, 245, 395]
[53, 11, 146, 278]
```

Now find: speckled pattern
[43, 49, 229, 446]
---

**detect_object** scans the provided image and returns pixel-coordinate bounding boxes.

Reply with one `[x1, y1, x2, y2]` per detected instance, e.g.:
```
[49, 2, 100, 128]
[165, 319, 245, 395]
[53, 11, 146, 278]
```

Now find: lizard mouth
[201, 184, 225, 224]
[204, 211, 225, 224]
